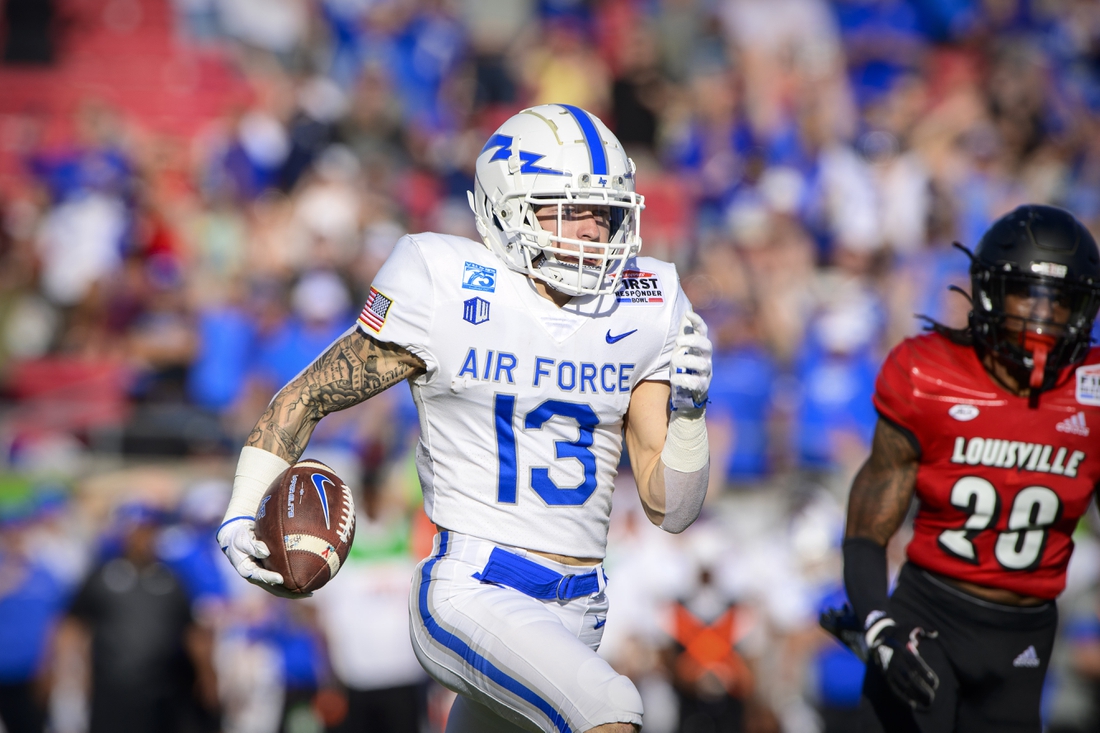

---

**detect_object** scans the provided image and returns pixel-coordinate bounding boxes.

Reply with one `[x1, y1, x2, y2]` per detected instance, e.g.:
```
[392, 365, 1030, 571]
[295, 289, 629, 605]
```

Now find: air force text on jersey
[457, 348, 635, 394]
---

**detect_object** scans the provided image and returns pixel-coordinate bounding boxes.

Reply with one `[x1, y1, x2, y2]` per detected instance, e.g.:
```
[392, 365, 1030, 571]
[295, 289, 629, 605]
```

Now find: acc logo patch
[948, 404, 980, 421]
[463, 297, 490, 325]
[615, 269, 664, 304]
[1075, 363, 1100, 406]
[462, 261, 496, 292]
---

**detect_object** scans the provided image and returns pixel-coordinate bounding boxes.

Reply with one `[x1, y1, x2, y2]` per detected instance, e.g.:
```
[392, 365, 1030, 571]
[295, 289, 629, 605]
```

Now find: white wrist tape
[661, 408, 709, 473]
[222, 446, 291, 527]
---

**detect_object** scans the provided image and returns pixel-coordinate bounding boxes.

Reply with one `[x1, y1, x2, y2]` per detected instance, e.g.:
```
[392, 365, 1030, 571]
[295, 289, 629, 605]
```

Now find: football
[254, 459, 356, 595]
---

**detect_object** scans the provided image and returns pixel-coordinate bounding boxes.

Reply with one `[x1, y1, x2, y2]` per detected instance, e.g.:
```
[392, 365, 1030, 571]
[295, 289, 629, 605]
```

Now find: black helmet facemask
[967, 205, 1100, 393]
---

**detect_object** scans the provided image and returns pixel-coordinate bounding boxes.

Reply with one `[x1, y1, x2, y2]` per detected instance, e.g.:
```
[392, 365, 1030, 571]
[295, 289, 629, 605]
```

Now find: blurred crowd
[3, 0, 1100, 731]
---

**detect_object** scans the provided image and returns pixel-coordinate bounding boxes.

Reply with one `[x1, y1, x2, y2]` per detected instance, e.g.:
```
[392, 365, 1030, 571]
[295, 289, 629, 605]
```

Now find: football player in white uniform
[217, 104, 713, 733]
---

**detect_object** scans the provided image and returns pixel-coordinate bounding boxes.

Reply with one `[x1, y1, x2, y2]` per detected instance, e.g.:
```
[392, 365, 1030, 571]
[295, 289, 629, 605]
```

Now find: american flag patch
[358, 287, 393, 332]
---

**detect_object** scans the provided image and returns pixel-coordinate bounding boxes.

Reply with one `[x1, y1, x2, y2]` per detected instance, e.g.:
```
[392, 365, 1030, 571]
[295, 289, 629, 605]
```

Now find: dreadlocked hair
[916, 314, 973, 346]
[914, 277, 975, 346]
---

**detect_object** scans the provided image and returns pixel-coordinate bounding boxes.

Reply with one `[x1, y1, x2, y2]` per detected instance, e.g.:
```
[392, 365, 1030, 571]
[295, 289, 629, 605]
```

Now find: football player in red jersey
[822, 204, 1100, 732]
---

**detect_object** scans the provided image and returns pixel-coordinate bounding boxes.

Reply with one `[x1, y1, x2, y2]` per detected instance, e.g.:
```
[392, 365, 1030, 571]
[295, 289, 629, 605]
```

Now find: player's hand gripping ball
[253, 460, 356, 595]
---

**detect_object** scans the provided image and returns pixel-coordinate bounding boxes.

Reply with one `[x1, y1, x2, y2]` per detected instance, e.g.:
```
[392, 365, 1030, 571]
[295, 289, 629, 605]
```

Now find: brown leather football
[254, 459, 356, 594]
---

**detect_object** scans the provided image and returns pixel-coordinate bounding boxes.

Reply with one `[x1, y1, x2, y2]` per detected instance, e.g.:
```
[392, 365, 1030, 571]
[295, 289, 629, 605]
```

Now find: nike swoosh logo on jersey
[594, 616, 607, 629]
[605, 329, 637, 344]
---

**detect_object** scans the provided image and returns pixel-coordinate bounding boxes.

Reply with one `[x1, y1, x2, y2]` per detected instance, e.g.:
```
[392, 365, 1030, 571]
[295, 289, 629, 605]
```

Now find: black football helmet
[968, 204, 1100, 392]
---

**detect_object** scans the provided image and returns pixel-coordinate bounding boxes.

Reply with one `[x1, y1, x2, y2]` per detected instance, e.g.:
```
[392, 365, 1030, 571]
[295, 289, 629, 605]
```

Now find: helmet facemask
[472, 174, 642, 297]
[971, 268, 1100, 391]
[522, 189, 640, 296]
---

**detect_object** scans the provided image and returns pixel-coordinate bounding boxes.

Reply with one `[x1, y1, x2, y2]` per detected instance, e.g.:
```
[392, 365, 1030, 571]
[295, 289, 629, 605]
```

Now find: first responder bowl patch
[615, 269, 663, 304]
[1076, 363, 1100, 406]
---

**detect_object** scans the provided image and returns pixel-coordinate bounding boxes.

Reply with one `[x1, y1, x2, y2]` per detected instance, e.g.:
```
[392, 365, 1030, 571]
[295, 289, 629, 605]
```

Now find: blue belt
[472, 547, 602, 601]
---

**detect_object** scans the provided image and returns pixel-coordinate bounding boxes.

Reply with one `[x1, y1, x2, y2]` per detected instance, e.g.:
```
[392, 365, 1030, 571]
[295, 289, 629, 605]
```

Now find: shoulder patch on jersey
[948, 404, 980, 421]
[615, 269, 663, 304]
[358, 287, 393, 333]
[462, 261, 497, 292]
[1075, 363, 1100, 406]
[463, 297, 490, 325]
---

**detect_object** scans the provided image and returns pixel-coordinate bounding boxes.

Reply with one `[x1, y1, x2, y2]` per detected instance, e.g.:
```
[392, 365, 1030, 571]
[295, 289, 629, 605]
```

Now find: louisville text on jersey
[457, 348, 635, 393]
[615, 269, 663, 304]
[950, 436, 1086, 477]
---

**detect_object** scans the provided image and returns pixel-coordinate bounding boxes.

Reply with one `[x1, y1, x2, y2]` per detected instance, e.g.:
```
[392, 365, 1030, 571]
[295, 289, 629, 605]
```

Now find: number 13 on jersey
[494, 394, 601, 506]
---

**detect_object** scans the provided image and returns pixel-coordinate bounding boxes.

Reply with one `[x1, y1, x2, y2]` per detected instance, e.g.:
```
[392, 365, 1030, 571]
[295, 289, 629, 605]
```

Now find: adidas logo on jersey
[1013, 645, 1041, 668]
[1056, 412, 1089, 437]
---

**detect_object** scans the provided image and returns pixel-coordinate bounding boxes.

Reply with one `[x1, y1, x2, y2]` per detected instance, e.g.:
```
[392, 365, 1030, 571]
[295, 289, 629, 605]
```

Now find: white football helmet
[468, 104, 644, 297]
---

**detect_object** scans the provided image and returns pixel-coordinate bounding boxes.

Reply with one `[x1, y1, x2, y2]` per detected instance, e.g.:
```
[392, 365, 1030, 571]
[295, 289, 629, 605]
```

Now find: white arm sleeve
[659, 408, 709, 533]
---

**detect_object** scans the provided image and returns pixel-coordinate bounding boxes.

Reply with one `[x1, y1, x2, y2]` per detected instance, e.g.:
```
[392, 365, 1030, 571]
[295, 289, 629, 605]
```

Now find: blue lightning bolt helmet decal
[480, 134, 565, 175]
[481, 133, 511, 160]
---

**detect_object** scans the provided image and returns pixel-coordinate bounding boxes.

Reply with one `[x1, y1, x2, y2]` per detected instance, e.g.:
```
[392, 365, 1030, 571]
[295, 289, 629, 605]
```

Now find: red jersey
[874, 332, 1100, 600]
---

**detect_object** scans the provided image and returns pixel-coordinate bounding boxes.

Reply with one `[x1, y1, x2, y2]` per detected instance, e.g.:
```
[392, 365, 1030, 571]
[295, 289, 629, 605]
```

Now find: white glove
[669, 311, 712, 411]
[217, 518, 304, 598]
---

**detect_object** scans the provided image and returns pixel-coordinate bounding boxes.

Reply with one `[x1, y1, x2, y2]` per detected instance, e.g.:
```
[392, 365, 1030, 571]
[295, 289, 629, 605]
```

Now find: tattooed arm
[843, 422, 942, 712]
[217, 329, 426, 591]
[845, 418, 919, 544]
[247, 328, 426, 463]
[842, 417, 919, 628]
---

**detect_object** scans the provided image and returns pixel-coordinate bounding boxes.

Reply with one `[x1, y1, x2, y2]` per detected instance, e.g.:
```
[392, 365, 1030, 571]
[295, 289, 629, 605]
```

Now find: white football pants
[409, 531, 644, 733]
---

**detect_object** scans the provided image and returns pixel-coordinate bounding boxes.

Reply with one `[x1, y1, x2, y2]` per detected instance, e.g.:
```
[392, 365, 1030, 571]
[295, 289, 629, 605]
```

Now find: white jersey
[357, 232, 689, 558]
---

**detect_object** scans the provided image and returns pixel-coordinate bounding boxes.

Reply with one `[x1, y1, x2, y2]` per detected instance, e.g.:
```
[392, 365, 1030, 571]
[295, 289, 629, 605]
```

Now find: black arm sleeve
[843, 536, 891, 628]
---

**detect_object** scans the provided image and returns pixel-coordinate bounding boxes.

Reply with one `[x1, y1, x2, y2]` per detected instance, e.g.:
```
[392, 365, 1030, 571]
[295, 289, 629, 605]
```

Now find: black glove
[819, 603, 868, 662]
[867, 617, 940, 710]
